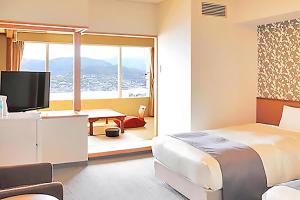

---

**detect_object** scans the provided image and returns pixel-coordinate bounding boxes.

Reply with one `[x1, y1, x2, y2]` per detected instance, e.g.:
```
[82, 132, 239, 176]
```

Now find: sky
[22, 42, 150, 61]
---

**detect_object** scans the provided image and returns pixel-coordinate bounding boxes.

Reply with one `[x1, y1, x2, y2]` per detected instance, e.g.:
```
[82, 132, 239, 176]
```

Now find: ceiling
[119, 0, 164, 4]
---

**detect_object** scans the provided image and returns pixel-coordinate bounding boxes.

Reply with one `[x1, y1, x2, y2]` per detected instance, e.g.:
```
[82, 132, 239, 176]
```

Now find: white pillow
[279, 105, 300, 132]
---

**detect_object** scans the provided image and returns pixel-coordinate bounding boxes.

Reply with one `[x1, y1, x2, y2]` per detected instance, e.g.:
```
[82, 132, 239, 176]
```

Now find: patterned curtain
[148, 47, 155, 117]
[11, 41, 24, 71]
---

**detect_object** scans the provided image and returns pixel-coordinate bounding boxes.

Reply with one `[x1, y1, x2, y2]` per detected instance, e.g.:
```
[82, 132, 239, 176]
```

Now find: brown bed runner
[170, 132, 268, 200]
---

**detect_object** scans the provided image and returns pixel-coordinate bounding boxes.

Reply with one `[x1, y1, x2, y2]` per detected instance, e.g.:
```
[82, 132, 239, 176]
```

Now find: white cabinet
[0, 114, 88, 166]
[37, 116, 88, 164]
[0, 119, 37, 165]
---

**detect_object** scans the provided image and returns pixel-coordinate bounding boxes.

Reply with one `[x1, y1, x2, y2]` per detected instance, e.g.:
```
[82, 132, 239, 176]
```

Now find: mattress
[152, 123, 300, 191]
[262, 185, 300, 200]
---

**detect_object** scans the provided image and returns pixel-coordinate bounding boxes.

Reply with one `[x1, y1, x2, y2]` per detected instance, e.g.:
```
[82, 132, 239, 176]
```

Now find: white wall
[191, 0, 257, 130]
[88, 0, 158, 35]
[0, 0, 89, 26]
[190, 0, 300, 130]
[234, 0, 300, 24]
[157, 0, 300, 132]
[0, 0, 158, 35]
[157, 0, 191, 134]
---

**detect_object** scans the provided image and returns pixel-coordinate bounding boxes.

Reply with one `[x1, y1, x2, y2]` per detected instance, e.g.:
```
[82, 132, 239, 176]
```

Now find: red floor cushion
[114, 116, 146, 128]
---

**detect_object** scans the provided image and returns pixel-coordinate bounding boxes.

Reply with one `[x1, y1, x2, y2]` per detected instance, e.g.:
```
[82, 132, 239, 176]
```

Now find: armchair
[0, 163, 63, 200]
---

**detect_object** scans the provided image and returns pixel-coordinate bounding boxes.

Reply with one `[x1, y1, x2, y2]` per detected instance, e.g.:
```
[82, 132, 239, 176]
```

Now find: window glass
[20, 42, 151, 101]
[48, 44, 74, 100]
[121, 47, 150, 98]
[81, 45, 119, 99]
[20, 42, 46, 72]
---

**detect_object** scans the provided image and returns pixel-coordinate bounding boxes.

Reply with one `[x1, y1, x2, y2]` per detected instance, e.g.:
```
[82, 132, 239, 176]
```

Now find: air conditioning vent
[202, 2, 226, 17]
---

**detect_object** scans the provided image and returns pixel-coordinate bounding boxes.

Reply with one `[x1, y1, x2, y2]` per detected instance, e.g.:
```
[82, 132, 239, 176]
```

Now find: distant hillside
[107, 57, 148, 71]
[21, 57, 146, 80]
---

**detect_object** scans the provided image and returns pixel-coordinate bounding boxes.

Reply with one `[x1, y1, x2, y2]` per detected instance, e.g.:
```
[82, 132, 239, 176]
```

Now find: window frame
[80, 44, 150, 99]
[20, 42, 75, 101]
[21, 42, 150, 100]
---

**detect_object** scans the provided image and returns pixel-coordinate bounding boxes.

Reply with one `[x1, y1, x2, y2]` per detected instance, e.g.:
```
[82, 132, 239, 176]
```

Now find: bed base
[154, 160, 222, 200]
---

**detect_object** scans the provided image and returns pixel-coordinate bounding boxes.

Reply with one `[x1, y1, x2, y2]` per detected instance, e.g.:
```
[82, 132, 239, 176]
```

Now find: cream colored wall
[157, 0, 257, 132]
[191, 0, 257, 130]
[44, 98, 150, 117]
[190, 0, 300, 130]
[0, 34, 6, 71]
[157, 0, 300, 132]
[0, 0, 89, 26]
[234, 0, 300, 24]
[157, 0, 191, 134]
[88, 0, 158, 35]
[0, 0, 158, 35]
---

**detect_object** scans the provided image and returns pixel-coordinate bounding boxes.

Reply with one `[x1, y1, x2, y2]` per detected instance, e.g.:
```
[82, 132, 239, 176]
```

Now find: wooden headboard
[256, 97, 300, 126]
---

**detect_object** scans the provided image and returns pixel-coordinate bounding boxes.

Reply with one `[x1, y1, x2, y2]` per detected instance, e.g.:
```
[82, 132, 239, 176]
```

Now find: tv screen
[0, 71, 50, 112]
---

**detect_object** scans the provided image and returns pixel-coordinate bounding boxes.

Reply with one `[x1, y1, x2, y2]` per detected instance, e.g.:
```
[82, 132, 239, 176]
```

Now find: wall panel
[258, 18, 300, 101]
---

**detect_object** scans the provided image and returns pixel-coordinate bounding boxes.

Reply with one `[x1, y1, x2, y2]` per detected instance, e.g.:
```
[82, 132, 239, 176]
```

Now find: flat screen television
[0, 71, 50, 112]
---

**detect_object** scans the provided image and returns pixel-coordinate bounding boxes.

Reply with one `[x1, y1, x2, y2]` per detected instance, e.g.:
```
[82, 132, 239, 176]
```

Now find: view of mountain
[21, 57, 148, 96]
[21, 57, 147, 78]
[107, 57, 148, 71]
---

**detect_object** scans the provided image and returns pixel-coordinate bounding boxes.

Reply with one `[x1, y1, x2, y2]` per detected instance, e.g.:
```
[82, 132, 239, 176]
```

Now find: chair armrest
[0, 163, 53, 189]
[0, 182, 63, 200]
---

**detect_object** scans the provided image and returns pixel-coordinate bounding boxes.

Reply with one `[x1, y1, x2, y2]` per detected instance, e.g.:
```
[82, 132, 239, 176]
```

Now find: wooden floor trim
[88, 146, 152, 159]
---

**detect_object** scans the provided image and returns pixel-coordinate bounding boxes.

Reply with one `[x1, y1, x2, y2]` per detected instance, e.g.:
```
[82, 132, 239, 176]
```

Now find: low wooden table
[80, 109, 126, 136]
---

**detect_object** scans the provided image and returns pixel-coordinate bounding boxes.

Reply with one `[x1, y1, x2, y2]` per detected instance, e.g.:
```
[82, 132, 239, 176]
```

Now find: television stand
[0, 111, 88, 165]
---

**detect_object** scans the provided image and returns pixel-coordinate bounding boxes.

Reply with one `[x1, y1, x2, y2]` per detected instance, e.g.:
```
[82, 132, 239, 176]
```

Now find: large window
[122, 47, 150, 98]
[81, 45, 150, 99]
[20, 42, 151, 100]
[49, 44, 73, 100]
[81, 46, 119, 99]
[20, 43, 46, 72]
[20, 42, 74, 100]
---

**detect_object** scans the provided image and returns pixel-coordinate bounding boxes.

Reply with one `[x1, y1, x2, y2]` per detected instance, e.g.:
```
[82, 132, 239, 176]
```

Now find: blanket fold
[170, 132, 268, 200]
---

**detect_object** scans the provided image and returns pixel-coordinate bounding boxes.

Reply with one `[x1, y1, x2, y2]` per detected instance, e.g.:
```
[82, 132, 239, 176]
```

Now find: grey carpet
[54, 153, 188, 200]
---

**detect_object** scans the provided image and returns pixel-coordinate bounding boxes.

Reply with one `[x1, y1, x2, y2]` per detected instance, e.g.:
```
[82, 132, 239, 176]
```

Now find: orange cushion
[114, 116, 146, 128]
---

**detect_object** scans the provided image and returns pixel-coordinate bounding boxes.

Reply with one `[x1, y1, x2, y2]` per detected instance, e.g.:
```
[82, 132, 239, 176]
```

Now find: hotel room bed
[152, 123, 300, 200]
[262, 180, 300, 200]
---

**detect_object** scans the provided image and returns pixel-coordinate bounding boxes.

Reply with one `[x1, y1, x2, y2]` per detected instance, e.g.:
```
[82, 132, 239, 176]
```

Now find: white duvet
[152, 123, 300, 191]
[262, 186, 300, 200]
